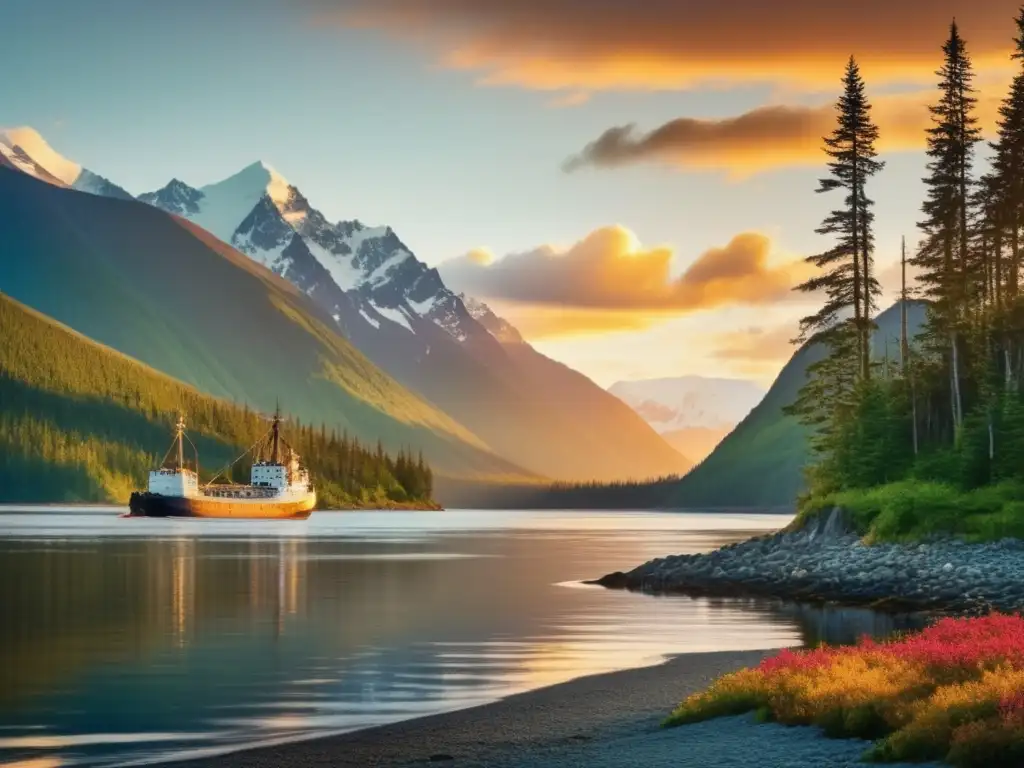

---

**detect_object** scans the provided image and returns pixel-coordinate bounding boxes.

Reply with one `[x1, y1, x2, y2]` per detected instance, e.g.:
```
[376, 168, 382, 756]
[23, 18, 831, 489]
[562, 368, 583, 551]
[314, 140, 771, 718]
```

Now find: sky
[2, 0, 1021, 387]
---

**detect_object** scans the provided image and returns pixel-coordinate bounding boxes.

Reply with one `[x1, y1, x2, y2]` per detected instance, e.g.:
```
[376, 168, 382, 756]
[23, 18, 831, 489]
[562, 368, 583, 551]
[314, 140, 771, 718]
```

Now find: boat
[128, 409, 316, 519]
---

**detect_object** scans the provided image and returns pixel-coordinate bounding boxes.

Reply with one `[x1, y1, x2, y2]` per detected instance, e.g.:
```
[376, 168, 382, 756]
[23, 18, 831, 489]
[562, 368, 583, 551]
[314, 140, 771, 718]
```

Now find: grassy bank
[797, 481, 1024, 543]
[666, 615, 1024, 767]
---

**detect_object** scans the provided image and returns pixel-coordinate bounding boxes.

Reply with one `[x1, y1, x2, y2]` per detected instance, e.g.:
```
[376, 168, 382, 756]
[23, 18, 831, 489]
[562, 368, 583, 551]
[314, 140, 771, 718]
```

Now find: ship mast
[176, 413, 186, 470]
[271, 402, 281, 465]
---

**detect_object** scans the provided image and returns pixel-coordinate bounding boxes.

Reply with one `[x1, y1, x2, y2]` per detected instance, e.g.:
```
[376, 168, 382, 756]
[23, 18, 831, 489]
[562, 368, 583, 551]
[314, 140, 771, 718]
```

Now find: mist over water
[0, 508, 922, 767]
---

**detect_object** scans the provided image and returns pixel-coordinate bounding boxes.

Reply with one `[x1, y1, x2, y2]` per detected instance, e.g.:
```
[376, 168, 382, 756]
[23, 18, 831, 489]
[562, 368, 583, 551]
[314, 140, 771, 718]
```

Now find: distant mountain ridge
[609, 376, 766, 431]
[0, 127, 132, 200]
[609, 376, 765, 462]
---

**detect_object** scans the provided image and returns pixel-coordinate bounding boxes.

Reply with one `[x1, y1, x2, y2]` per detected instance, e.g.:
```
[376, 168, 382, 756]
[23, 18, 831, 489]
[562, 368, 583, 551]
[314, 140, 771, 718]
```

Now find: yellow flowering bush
[666, 615, 1024, 766]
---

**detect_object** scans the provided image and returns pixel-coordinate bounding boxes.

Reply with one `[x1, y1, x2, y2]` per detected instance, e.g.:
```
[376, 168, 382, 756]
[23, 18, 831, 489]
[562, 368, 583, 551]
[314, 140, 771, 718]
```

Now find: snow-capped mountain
[1, 126, 688, 483]
[609, 376, 767, 433]
[138, 162, 497, 352]
[134, 161, 691, 481]
[137, 178, 204, 216]
[0, 127, 132, 200]
[608, 376, 766, 462]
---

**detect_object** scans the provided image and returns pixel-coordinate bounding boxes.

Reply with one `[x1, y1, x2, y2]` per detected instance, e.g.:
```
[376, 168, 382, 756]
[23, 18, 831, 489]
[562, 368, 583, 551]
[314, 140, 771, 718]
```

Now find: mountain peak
[138, 177, 204, 215]
[0, 126, 82, 185]
[180, 161, 296, 242]
[227, 160, 291, 205]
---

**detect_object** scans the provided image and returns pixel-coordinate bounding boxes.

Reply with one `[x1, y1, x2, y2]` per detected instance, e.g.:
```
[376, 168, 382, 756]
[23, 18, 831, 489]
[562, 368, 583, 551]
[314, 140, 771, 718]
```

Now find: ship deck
[201, 485, 279, 500]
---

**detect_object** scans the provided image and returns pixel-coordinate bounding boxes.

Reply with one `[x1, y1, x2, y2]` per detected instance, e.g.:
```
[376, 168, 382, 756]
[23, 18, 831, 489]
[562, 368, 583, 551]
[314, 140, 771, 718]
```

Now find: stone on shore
[596, 507, 1023, 615]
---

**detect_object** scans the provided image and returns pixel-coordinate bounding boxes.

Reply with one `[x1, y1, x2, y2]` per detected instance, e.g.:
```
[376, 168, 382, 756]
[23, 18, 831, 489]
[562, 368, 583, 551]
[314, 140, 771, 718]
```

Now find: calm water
[0, 508, 920, 767]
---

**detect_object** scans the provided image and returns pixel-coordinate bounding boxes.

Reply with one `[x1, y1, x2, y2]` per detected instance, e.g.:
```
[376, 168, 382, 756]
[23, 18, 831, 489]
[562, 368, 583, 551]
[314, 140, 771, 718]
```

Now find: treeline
[0, 294, 434, 506]
[792, 11, 1024, 501]
[255, 420, 434, 506]
[529, 475, 683, 509]
[433, 474, 684, 510]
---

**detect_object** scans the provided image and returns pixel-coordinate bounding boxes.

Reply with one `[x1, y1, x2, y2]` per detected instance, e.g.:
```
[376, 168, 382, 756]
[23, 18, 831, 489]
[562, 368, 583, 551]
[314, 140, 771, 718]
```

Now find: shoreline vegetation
[596, 10, 1024, 766]
[669, 616, 1024, 767]
[596, 9, 1024, 607]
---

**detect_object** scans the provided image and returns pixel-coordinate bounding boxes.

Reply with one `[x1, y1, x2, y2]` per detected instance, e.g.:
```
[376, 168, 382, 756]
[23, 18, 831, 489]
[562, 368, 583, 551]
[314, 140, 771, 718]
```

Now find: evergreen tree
[789, 57, 884, 487]
[913, 21, 982, 434]
[794, 56, 884, 381]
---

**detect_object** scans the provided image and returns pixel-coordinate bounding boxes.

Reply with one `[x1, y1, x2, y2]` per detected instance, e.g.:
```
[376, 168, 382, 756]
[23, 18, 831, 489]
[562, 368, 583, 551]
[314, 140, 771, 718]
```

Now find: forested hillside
[663, 301, 927, 508]
[0, 293, 435, 506]
[788, 15, 1024, 541]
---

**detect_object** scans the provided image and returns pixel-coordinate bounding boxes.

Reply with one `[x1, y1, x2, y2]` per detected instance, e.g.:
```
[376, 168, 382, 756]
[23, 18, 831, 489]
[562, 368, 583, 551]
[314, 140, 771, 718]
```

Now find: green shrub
[798, 480, 1024, 543]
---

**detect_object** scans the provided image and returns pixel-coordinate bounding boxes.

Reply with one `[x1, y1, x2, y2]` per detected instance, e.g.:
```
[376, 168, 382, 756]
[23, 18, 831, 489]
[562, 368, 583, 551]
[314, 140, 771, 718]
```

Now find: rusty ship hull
[128, 490, 315, 520]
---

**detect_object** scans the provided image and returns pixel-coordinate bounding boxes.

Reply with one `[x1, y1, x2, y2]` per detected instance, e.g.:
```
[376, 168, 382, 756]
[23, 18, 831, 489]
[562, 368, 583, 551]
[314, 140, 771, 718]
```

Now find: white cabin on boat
[251, 451, 311, 493]
[148, 468, 199, 498]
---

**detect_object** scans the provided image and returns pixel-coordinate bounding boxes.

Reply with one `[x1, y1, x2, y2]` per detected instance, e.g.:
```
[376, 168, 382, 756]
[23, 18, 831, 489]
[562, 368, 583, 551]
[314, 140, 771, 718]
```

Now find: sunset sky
[3, 0, 1022, 386]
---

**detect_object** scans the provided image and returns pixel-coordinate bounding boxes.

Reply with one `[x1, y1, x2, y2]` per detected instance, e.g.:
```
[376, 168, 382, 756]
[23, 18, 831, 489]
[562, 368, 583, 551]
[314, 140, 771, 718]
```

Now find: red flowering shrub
[666, 615, 1024, 766]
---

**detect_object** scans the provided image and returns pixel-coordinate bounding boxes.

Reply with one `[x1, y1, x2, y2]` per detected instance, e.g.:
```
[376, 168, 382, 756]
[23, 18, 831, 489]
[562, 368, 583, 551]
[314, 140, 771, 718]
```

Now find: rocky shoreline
[592, 509, 1024, 616]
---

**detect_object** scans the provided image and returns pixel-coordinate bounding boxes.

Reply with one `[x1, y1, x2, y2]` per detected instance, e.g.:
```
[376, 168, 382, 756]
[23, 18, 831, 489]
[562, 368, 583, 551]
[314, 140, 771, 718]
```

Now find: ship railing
[202, 485, 279, 499]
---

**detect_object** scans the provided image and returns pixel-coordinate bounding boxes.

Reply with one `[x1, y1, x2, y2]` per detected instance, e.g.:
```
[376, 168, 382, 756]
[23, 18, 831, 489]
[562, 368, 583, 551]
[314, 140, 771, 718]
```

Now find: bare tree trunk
[911, 361, 920, 456]
[952, 331, 963, 435]
[900, 236, 909, 368]
[901, 236, 919, 454]
[1013, 220, 1021, 300]
[862, 216, 871, 381]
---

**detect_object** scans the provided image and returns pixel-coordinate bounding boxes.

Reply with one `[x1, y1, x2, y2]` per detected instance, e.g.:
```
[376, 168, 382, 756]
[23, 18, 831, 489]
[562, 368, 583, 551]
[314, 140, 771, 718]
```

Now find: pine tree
[913, 20, 982, 435]
[794, 56, 884, 381]
[985, 8, 1024, 388]
[789, 57, 884, 485]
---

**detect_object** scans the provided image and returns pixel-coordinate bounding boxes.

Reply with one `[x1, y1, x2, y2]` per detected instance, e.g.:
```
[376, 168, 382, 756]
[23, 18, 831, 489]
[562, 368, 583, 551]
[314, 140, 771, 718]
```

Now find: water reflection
[0, 509, 920, 767]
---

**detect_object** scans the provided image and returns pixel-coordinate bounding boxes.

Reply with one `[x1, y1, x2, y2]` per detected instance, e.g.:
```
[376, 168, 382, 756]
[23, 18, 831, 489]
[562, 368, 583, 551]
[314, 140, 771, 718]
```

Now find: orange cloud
[565, 89, 1004, 175]
[489, 303, 661, 340]
[310, 1, 1019, 91]
[440, 226, 814, 337]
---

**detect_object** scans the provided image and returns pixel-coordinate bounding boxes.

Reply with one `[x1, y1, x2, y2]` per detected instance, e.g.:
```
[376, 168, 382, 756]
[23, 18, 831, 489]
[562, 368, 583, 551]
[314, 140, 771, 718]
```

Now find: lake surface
[0, 508, 921, 767]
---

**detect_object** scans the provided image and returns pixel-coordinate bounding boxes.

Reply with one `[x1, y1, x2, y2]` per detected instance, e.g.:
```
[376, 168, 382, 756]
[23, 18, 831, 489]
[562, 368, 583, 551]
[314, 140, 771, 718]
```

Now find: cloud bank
[565, 91, 1003, 176]
[310, 1, 1018, 92]
[440, 226, 812, 337]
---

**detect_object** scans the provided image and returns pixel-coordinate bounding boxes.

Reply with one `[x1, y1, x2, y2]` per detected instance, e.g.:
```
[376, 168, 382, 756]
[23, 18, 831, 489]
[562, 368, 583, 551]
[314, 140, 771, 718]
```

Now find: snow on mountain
[137, 179, 204, 215]
[4, 138, 688, 482]
[187, 161, 293, 243]
[0, 126, 132, 199]
[0, 127, 80, 184]
[138, 164, 497, 352]
[461, 294, 524, 344]
[608, 376, 766, 433]
[0, 141, 66, 186]
[71, 168, 133, 200]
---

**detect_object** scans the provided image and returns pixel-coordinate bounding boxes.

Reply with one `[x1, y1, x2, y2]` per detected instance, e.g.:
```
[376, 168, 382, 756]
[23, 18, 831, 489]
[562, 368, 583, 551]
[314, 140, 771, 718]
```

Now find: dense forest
[0, 293, 434, 507]
[790, 10, 1024, 537]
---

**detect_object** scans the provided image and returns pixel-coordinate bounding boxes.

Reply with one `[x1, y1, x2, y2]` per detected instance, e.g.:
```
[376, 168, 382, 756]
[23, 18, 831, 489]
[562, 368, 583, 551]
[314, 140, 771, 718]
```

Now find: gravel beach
[167, 649, 936, 768]
[596, 508, 1023, 615]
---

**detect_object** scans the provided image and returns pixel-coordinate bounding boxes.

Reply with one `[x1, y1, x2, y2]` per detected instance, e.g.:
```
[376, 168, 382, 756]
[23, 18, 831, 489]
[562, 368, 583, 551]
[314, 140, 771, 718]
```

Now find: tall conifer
[914, 21, 982, 433]
[794, 56, 884, 381]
